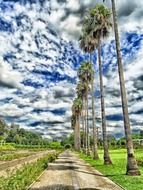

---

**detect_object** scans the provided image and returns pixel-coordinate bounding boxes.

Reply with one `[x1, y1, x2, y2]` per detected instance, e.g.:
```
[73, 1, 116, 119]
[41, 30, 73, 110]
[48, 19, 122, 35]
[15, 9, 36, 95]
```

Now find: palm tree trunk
[83, 97, 87, 151]
[74, 118, 78, 150]
[77, 115, 81, 151]
[90, 53, 99, 160]
[111, 0, 140, 175]
[81, 100, 85, 149]
[74, 116, 80, 151]
[86, 89, 90, 155]
[85, 94, 88, 154]
[98, 37, 112, 165]
[92, 80, 99, 160]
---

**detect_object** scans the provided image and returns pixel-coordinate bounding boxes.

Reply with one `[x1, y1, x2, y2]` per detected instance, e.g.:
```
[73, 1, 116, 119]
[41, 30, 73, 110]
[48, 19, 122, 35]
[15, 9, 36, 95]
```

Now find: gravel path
[30, 150, 123, 190]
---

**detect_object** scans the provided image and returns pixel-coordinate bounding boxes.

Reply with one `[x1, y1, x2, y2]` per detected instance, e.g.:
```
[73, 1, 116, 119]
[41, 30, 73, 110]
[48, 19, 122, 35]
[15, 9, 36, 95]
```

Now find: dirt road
[30, 150, 123, 190]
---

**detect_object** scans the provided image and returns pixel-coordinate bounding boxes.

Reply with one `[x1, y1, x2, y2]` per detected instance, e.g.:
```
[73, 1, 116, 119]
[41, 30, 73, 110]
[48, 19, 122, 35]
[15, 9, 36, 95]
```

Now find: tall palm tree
[71, 103, 77, 149]
[76, 81, 86, 149]
[91, 79, 99, 159]
[78, 63, 89, 154]
[103, 0, 140, 175]
[79, 34, 99, 159]
[72, 97, 82, 151]
[78, 62, 94, 155]
[83, 5, 112, 164]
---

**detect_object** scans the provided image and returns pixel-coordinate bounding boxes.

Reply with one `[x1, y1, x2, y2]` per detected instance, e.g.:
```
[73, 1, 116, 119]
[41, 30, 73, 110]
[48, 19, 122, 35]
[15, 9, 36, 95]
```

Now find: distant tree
[0, 118, 8, 136]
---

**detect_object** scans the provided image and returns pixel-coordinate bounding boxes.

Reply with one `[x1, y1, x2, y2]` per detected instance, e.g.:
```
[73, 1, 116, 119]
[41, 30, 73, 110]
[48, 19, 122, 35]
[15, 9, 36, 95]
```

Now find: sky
[0, 0, 143, 140]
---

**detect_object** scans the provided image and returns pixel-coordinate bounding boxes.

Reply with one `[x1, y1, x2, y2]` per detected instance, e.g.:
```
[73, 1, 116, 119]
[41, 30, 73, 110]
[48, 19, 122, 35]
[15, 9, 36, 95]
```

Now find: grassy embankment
[79, 149, 143, 190]
[0, 151, 59, 190]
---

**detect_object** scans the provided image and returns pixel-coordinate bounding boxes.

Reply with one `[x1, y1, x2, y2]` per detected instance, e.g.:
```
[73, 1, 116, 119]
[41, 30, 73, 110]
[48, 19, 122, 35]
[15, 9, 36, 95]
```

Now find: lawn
[79, 149, 143, 190]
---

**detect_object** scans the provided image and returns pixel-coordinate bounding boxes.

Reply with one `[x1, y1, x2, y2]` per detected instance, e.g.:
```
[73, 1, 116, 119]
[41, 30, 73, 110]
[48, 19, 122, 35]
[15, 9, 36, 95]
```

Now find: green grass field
[79, 149, 143, 190]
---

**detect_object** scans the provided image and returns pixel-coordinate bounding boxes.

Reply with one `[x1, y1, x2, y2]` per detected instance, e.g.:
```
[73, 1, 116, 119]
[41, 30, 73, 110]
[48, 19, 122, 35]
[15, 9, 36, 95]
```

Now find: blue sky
[0, 0, 143, 139]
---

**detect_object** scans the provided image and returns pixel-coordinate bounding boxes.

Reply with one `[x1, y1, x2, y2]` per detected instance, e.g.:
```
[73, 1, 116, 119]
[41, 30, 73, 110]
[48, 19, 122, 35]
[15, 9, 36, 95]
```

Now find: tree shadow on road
[48, 164, 79, 170]
[31, 184, 101, 190]
[74, 169, 126, 177]
[55, 160, 75, 164]
[76, 163, 104, 167]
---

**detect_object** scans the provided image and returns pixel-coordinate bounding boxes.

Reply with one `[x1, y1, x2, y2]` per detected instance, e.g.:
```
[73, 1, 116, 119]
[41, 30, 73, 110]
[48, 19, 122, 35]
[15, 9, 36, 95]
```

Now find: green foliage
[0, 153, 32, 161]
[78, 61, 94, 85]
[13, 144, 49, 149]
[0, 152, 58, 190]
[61, 133, 74, 148]
[0, 119, 8, 136]
[0, 143, 15, 151]
[6, 124, 43, 145]
[79, 149, 143, 190]
[0, 119, 50, 147]
[83, 4, 112, 39]
[132, 134, 141, 139]
[48, 142, 62, 149]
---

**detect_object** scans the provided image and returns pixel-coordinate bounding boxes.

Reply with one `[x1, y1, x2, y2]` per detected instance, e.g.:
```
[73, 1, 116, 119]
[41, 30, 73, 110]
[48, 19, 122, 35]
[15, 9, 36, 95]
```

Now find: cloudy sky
[0, 0, 142, 140]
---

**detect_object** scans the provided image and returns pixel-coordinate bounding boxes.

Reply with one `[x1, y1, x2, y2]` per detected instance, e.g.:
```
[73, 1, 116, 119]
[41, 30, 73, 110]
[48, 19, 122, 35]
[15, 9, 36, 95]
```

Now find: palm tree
[78, 62, 94, 155]
[76, 81, 86, 149]
[83, 5, 112, 164]
[79, 34, 99, 159]
[71, 104, 77, 149]
[79, 33, 96, 55]
[78, 64, 89, 154]
[72, 97, 82, 151]
[103, 0, 140, 175]
[91, 79, 99, 159]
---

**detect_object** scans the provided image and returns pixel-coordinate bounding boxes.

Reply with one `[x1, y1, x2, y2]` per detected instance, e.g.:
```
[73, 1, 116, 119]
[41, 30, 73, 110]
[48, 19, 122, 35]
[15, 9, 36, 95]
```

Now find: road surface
[30, 150, 123, 190]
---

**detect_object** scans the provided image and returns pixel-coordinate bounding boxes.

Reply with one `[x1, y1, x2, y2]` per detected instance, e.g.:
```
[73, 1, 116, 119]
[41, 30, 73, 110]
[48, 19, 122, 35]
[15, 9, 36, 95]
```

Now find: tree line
[0, 118, 48, 146]
[71, 0, 140, 176]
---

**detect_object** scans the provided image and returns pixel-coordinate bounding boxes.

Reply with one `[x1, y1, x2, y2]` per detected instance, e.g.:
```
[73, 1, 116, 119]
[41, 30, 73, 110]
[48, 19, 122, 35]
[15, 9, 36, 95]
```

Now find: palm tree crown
[83, 4, 112, 40]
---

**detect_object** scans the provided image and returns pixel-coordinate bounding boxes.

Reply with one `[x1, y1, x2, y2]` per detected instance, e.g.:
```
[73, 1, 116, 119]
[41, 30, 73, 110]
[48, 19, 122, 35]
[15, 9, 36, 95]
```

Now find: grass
[79, 149, 143, 190]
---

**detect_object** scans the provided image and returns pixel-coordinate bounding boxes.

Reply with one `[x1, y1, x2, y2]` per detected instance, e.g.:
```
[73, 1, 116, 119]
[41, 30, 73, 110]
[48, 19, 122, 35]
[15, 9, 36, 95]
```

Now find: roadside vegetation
[79, 149, 143, 190]
[0, 152, 58, 190]
[0, 152, 32, 161]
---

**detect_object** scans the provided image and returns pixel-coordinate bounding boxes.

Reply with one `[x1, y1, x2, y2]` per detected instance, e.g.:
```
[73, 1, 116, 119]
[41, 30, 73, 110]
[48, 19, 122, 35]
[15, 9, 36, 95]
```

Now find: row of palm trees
[71, 0, 140, 176]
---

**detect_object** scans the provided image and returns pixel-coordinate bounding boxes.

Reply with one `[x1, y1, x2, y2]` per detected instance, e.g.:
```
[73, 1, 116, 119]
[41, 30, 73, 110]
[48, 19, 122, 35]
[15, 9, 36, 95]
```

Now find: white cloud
[0, 58, 23, 89]
[0, 103, 32, 118]
[66, 0, 80, 11]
